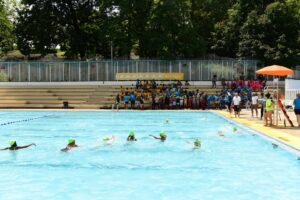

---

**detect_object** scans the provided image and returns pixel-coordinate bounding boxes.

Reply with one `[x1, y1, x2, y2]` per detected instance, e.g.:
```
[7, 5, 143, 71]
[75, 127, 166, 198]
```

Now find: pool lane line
[215, 111, 300, 155]
[0, 115, 56, 126]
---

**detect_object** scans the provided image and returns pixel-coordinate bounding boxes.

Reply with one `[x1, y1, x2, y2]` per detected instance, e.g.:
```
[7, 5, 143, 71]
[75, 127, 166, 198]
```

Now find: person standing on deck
[130, 92, 136, 109]
[232, 93, 241, 118]
[114, 94, 120, 110]
[258, 92, 265, 120]
[293, 93, 300, 127]
[264, 93, 274, 126]
[123, 92, 130, 109]
[251, 92, 259, 117]
[212, 75, 217, 88]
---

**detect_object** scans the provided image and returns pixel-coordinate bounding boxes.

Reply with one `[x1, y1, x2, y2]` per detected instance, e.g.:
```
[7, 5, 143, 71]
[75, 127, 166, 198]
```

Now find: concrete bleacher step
[0, 92, 52, 96]
[25, 100, 62, 104]
[89, 96, 114, 100]
[0, 100, 27, 104]
[0, 96, 58, 100]
[0, 104, 63, 108]
[56, 96, 90, 100]
[0, 89, 50, 93]
[0, 84, 223, 109]
[71, 104, 102, 109]
[52, 93, 92, 97]
[51, 90, 94, 93]
[86, 100, 114, 104]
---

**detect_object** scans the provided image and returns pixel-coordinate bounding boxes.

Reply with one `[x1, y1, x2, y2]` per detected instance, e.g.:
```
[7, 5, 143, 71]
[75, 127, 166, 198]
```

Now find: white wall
[285, 79, 300, 102]
[285, 79, 300, 90]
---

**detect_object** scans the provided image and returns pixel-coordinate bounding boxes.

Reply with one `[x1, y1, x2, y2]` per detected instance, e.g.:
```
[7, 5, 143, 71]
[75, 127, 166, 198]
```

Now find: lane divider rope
[0, 115, 55, 126]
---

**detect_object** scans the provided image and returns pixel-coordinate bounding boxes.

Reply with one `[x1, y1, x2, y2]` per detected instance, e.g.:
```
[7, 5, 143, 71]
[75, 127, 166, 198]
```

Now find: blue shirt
[124, 96, 129, 102]
[130, 94, 136, 101]
[294, 98, 300, 109]
[225, 96, 229, 103]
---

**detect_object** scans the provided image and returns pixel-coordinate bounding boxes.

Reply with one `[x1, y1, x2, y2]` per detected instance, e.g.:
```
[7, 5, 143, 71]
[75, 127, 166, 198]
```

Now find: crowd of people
[114, 78, 265, 111]
[114, 78, 300, 127]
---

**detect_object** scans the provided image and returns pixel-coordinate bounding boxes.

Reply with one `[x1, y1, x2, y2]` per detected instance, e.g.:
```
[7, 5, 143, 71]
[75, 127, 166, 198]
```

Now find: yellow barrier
[115, 73, 184, 80]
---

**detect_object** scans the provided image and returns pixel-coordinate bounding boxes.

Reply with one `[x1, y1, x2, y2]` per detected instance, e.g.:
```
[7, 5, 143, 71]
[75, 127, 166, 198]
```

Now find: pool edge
[214, 111, 300, 157]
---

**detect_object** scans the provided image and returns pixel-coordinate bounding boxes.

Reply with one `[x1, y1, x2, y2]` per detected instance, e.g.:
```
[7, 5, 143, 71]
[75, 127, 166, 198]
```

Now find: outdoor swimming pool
[0, 111, 299, 200]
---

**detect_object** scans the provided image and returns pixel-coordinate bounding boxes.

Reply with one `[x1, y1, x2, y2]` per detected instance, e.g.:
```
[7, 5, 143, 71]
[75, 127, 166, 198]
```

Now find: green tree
[190, 0, 235, 54]
[238, 1, 300, 66]
[16, 0, 100, 59]
[15, 0, 64, 56]
[0, 0, 14, 55]
[57, 0, 99, 59]
[143, 0, 206, 59]
[211, 0, 276, 57]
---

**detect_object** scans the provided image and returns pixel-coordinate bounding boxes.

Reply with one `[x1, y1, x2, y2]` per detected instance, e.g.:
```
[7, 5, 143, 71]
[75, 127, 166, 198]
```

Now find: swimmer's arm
[0, 147, 10, 150]
[61, 147, 70, 152]
[16, 143, 36, 150]
[149, 135, 160, 139]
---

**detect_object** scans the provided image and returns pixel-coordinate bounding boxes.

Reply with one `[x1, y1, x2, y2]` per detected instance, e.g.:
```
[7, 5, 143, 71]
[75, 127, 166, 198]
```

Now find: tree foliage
[212, 0, 300, 66]
[0, 0, 14, 55]
[12, 0, 300, 65]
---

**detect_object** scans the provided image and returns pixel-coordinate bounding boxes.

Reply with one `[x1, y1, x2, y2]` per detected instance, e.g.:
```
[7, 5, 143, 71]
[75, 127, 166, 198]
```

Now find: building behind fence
[0, 60, 259, 82]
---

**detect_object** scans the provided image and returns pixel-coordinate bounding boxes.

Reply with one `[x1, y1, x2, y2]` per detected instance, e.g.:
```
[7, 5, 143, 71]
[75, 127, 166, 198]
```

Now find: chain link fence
[0, 59, 259, 82]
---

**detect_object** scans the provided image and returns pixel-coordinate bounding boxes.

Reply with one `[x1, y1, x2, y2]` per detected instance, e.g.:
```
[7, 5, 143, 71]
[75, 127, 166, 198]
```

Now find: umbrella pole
[276, 80, 279, 126]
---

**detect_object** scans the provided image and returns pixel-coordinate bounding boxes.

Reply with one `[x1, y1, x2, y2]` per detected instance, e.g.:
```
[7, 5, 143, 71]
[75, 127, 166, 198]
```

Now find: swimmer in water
[218, 131, 225, 137]
[200, 117, 207, 121]
[149, 131, 167, 141]
[0, 140, 36, 151]
[233, 127, 238, 132]
[193, 138, 201, 148]
[127, 131, 137, 141]
[187, 138, 201, 149]
[61, 139, 78, 152]
[103, 135, 116, 145]
[165, 118, 170, 124]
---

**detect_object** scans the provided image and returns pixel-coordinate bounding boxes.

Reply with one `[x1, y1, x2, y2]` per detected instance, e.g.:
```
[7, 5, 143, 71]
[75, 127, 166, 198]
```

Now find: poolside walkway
[217, 109, 300, 150]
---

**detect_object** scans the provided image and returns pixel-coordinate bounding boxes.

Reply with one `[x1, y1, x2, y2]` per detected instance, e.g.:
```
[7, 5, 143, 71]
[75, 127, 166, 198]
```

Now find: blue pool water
[0, 111, 299, 200]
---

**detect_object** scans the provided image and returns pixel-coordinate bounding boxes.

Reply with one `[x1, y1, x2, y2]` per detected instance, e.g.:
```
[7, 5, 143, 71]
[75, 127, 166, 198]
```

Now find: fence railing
[0, 60, 259, 82]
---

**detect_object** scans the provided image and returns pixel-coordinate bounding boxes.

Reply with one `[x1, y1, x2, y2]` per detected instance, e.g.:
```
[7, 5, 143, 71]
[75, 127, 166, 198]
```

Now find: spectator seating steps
[0, 85, 223, 109]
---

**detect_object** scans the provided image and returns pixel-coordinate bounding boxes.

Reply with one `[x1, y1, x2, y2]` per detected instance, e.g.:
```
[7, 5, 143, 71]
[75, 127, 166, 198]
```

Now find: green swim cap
[68, 138, 75, 144]
[102, 137, 110, 141]
[160, 131, 166, 137]
[8, 140, 16, 146]
[129, 130, 135, 137]
[194, 139, 201, 147]
[233, 127, 238, 132]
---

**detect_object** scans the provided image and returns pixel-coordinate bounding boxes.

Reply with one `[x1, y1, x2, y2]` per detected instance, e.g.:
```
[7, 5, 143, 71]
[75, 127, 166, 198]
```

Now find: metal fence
[0, 60, 259, 82]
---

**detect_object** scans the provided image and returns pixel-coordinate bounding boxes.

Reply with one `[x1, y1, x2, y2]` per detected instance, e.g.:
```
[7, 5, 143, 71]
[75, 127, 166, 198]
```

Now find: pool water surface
[0, 111, 299, 200]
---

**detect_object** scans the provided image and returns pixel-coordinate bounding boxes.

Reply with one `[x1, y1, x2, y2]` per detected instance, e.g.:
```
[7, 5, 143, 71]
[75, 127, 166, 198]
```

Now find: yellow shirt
[266, 99, 273, 111]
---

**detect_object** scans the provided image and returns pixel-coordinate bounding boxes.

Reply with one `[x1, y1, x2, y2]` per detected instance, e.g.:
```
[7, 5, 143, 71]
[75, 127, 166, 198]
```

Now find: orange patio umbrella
[256, 65, 294, 76]
[256, 65, 294, 126]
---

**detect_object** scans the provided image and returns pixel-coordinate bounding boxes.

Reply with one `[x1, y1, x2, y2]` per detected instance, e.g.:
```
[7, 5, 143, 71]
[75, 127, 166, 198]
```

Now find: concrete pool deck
[217, 109, 300, 150]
